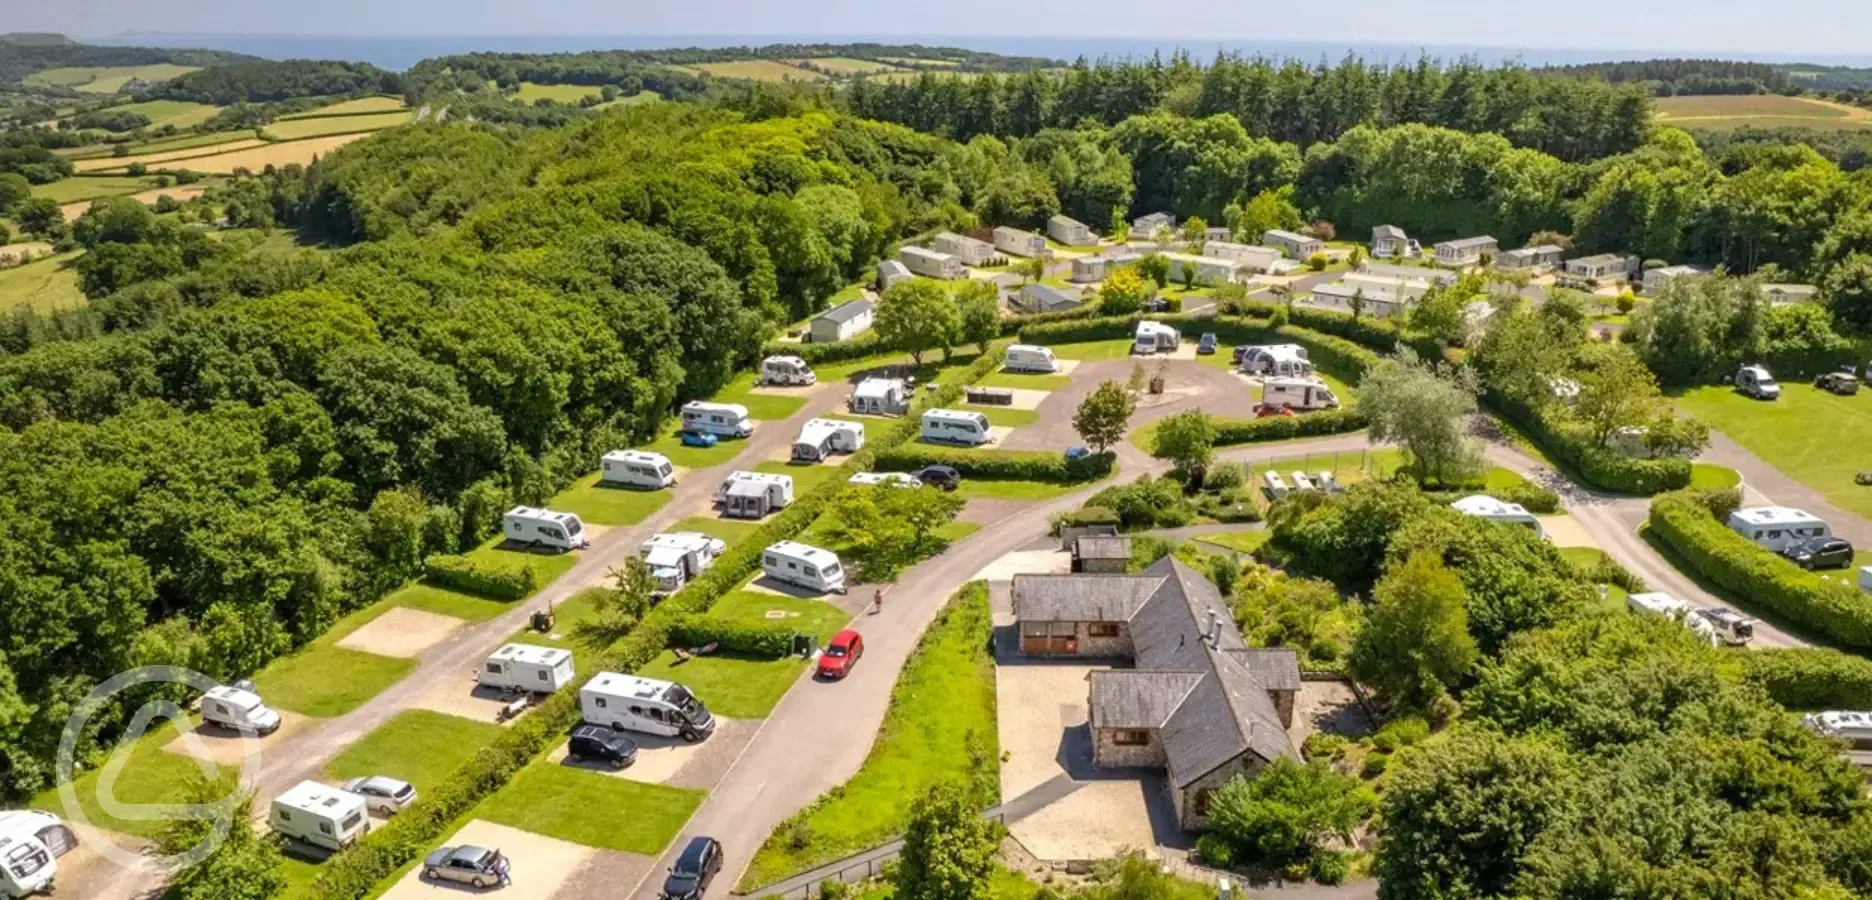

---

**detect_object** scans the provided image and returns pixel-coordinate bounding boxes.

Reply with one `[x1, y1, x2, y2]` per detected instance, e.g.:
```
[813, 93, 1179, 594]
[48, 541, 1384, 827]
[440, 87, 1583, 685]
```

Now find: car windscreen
[666, 684, 702, 715]
[824, 645, 847, 657]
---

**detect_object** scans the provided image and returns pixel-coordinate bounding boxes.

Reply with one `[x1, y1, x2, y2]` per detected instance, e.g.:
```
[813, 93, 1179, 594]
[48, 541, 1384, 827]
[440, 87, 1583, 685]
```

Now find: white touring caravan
[503, 506, 590, 551]
[479, 644, 576, 693]
[792, 418, 866, 463]
[200, 685, 282, 735]
[1727, 506, 1830, 552]
[1004, 344, 1061, 374]
[718, 471, 794, 519]
[762, 540, 847, 594]
[581, 672, 717, 742]
[1450, 495, 1544, 538]
[921, 409, 993, 446]
[760, 355, 817, 386]
[849, 472, 922, 489]
[1133, 321, 1181, 355]
[681, 401, 753, 438]
[640, 532, 727, 595]
[0, 811, 75, 899]
[1627, 593, 1720, 645]
[271, 781, 370, 851]
[600, 449, 676, 489]
[1239, 344, 1312, 377]
[849, 378, 912, 416]
[1261, 378, 1340, 411]
[1804, 710, 1872, 749]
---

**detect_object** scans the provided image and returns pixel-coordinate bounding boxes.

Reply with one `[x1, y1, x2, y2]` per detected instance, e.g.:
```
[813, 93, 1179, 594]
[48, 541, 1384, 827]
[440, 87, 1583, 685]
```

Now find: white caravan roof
[719, 470, 792, 493]
[763, 355, 808, 368]
[797, 418, 860, 444]
[1450, 495, 1534, 520]
[852, 377, 907, 400]
[1136, 320, 1177, 337]
[603, 449, 670, 467]
[1729, 506, 1824, 528]
[203, 685, 264, 712]
[1007, 343, 1057, 357]
[0, 810, 60, 839]
[922, 408, 990, 427]
[488, 643, 571, 668]
[683, 401, 750, 418]
[585, 671, 685, 703]
[766, 540, 841, 568]
[506, 505, 582, 527]
[849, 472, 922, 487]
[274, 781, 366, 817]
[1244, 344, 1308, 363]
[1628, 592, 1690, 617]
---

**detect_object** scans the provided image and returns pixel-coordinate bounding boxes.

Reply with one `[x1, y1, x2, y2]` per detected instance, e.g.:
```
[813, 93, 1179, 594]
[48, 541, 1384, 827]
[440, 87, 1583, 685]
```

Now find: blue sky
[23, 0, 1872, 57]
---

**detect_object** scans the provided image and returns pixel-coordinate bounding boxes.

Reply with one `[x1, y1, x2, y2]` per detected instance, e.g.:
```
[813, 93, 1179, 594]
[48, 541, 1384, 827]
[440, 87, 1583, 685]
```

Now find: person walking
[871, 587, 885, 615]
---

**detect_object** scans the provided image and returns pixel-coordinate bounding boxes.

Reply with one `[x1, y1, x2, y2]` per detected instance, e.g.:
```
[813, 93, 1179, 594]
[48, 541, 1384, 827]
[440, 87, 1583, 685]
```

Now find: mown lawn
[954, 478, 1080, 501]
[638, 652, 809, 719]
[1051, 339, 1135, 361]
[466, 540, 579, 592]
[384, 583, 515, 622]
[709, 589, 851, 642]
[324, 710, 506, 797]
[477, 763, 703, 854]
[976, 371, 1071, 391]
[1691, 462, 1743, 490]
[738, 583, 995, 889]
[755, 459, 846, 496]
[504, 587, 604, 672]
[959, 404, 1040, 428]
[249, 646, 416, 717]
[641, 425, 745, 469]
[514, 82, 604, 103]
[32, 174, 155, 203]
[1195, 528, 1272, 555]
[668, 515, 764, 547]
[0, 251, 86, 315]
[1676, 384, 1872, 519]
[712, 371, 810, 421]
[30, 735, 234, 838]
[550, 471, 674, 526]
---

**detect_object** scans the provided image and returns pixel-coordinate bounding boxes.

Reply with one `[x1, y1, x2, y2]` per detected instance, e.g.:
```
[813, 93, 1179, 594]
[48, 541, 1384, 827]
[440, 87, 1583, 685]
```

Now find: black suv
[568, 724, 637, 769]
[915, 465, 962, 491]
[661, 836, 723, 900]
[1782, 536, 1855, 570]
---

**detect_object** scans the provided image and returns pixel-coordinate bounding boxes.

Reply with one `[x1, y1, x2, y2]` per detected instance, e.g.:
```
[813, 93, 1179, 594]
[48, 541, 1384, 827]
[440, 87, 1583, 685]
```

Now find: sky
[17, 0, 1872, 59]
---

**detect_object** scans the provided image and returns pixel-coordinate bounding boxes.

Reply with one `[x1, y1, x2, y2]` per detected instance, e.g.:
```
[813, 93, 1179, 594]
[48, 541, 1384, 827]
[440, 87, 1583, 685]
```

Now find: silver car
[424, 845, 509, 888]
[342, 776, 417, 816]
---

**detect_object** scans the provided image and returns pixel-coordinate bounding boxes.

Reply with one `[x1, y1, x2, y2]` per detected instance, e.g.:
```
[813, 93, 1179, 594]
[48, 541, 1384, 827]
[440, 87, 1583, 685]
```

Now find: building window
[1192, 789, 1215, 817]
[1087, 622, 1120, 638]
[1114, 729, 1150, 746]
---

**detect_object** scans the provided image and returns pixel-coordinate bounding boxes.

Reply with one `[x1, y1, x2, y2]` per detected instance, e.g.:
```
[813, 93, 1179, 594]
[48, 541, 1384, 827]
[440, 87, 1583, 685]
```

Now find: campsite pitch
[337, 607, 466, 658]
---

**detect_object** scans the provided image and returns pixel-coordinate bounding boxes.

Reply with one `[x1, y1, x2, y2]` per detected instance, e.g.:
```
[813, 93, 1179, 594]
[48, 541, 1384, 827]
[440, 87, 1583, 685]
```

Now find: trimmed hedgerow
[760, 332, 886, 365]
[1742, 648, 1872, 710]
[1493, 391, 1691, 495]
[421, 554, 535, 599]
[873, 444, 1114, 483]
[666, 614, 797, 658]
[1212, 408, 1368, 447]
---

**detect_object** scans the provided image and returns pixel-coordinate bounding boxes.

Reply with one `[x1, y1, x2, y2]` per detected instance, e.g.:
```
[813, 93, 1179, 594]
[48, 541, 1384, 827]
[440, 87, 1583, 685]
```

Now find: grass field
[249, 646, 416, 717]
[383, 583, 515, 621]
[504, 588, 603, 673]
[690, 60, 827, 82]
[281, 96, 407, 118]
[976, 370, 1072, 391]
[1051, 339, 1135, 361]
[954, 478, 1081, 501]
[597, 90, 660, 108]
[640, 425, 745, 469]
[709, 589, 852, 643]
[713, 372, 810, 420]
[261, 111, 412, 141]
[465, 540, 580, 593]
[111, 99, 220, 129]
[550, 471, 674, 526]
[1195, 528, 1273, 556]
[74, 134, 264, 171]
[159, 133, 375, 174]
[1691, 462, 1743, 490]
[1677, 384, 1872, 519]
[1654, 94, 1872, 131]
[513, 82, 603, 103]
[668, 515, 764, 547]
[877, 56, 960, 67]
[29, 734, 234, 838]
[754, 460, 845, 496]
[477, 763, 704, 854]
[638, 652, 809, 719]
[802, 57, 903, 75]
[739, 582, 995, 889]
[27, 64, 199, 93]
[0, 252, 86, 315]
[958, 404, 1040, 428]
[32, 175, 156, 203]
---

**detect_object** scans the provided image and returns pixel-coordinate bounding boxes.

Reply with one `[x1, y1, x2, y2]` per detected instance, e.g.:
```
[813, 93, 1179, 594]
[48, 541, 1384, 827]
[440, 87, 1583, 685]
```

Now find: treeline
[401, 52, 711, 104]
[148, 59, 401, 104]
[1694, 126, 1872, 172]
[845, 54, 1652, 160]
[0, 38, 254, 88]
[1538, 58, 1795, 95]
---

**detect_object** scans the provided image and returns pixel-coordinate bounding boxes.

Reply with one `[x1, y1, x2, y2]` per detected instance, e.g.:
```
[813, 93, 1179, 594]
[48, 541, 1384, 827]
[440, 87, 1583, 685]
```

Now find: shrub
[1195, 834, 1235, 868]
[874, 444, 1109, 483]
[761, 332, 884, 364]
[1306, 252, 1328, 272]
[818, 879, 849, 900]
[1360, 752, 1389, 777]
[1490, 391, 1690, 494]
[1058, 506, 1121, 530]
[1741, 648, 1872, 710]
[1494, 482, 1560, 515]
[1308, 850, 1351, 885]
[666, 613, 796, 658]
[1212, 408, 1368, 447]
[1302, 732, 1351, 760]
[421, 553, 535, 599]
[1087, 477, 1190, 529]
[1371, 717, 1429, 753]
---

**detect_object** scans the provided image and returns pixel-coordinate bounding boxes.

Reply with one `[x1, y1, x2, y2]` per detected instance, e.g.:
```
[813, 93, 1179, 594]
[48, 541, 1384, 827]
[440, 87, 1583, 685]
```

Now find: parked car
[1817, 372, 1861, 395]
[661, 836, 724, 900]
[340, 776, 416, 816]
[1064, 446, 1090, 463]
[1197, 333, 1218, 355]
[678, 429, 717, 448]
[568, 723, 638, 769]
[915, 465, 961, 491]
[424, 846, 509, 888]
[816, 630, 865, 679]
[1232, 345, 1250, 365]
[1254, 405, 1296, 418]
[1782, 536, 1855, 570]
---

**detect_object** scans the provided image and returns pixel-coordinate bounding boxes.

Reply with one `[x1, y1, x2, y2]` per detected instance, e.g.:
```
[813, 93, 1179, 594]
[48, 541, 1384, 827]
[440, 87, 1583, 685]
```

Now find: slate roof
[1012, 573, 1160, 623]
[1050, 214, 1085, 229]
[1372, 224, 1406, 240]
[1075, 535, 1133, 561]
[1090, 671, 1203, 728]
[815, 299, 874, 324]
[1020, 283, 1082, 312]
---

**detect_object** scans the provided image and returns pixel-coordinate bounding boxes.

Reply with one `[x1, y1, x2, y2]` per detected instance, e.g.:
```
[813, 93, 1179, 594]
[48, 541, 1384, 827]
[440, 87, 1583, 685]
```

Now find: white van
[1262, 377, 1340, 411]
[479, 644, 575, 693]
[717, 471, 794, 519]
[792, 418, 866, 463]
[600, 449, 676, 489]
[503, 506, 589, 551]
[1004, 344, 1060, 374]
[1133, 321, 1180, 355]
[1727, 507, 1829, 552]
[1806, 710, 1872, 748]
[849, 378, 912, 416]
[1449, 495, 1544, 538]
[200, 685, 281, 735]
[0, 811, 76, 899]
[760, 355, 817, 386]
[681, 401, 754, 438]
[271, 781, 370, 852]
[762, 540, 847, 594]
[921, 409, 993, 446]
[580, 672, 717, 742]
[640, 531, 727, 595]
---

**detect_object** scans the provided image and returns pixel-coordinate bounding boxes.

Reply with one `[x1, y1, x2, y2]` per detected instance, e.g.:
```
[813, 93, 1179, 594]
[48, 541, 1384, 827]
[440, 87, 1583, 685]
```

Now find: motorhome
[1004, 344, 1060, 374]
[600, 450, 676, 489]
[200, 685, 281, 735]
[1734, 364, 1781, 400]
[1727, 507, 1830, 552]
[270, 781, 370, 852]
[502, 506, 589, 551]
[479, 644, 576, 693]
[1804, 710, 1872, 748]
[1262, 378, 1340, 411]
[848, 472, 922, 488]
[1133, 321, 1181, 355]
[0, 811, 75, 899]
[761, 540, 848, 594]
[1692, 607, 1757, 646]
[792, 418, 866, 463]
[1238, 344, 1312, 378]
[849, 378, 911, 417]
[760, 356, 817, 386]
[920, 409, 993, 446]
[581, 672, 717, 742]
[718, 471, 794, 519]
[1449, 495, 1543, 538]
[640, 532, 727, 595]
[680, 401, 754, 438]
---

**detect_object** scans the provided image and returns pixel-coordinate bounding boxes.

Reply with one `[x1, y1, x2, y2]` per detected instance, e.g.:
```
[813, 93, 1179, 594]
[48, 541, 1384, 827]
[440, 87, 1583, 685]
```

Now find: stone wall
[1174, 753, 1270, 832]
[1093, 727, 1167, 768]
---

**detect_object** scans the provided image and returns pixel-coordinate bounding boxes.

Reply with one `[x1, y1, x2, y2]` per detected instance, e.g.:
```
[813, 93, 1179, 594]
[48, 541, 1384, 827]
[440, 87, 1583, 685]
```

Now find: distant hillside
[148, 59, 402, 104]
[0, 33, 74, 47]
[0, 37, 255, 88]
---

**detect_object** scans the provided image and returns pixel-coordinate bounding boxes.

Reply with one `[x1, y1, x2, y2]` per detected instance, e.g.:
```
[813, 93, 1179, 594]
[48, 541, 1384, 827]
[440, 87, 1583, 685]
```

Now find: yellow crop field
[801, 57, 902, 75]
[513, 82, 603, 102]
[281, 96, 407, 119]
[690, 60, 826, 83]
[74, 138, 269, 173]
[168, 133, 375, 174]
[260, 111, 411, 141]
[112, 99, 221, 129]
[1654, 94, 1872, 130]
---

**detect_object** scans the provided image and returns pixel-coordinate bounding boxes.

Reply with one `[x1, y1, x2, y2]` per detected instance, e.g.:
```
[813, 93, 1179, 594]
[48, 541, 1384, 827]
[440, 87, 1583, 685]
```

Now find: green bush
[1204, 462, 1247, 491]
[1491, 391, 1690, 495]
[1195, 834, 1235, 868]
[1648, 492, 1872, 649]
[1493, 483, 1560, 515]
[874, 444, 1109, 483]
[421, 554, 536, 599]
[1308, 850, 1351, 885]
[1371, 717, 1429, 753]
[1058, 506, 1121, 530]
[1302, 732, 1351, 759]
[1360, 752, 1389, 777]
[1231, 300, 1446, 363]
[1741, 648, 1872, 710]
[666, 613, 797, 658]
[1212, 408, 1367, 447]
[762, 332, 885, 364]
[1087, 477, 1191, 529]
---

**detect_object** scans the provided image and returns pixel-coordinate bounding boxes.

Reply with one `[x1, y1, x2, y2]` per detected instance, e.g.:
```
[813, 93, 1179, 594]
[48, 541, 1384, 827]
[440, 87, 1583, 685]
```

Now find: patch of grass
[1690, 462, 1743, 490]
[959, 404, 1040, 428]
[710, 590, 851, 642]
[713, 372, 810, 420]
[157, 133, 375, 175]
[261, 111, 412, 141]
[32, 175, 154, 203]
[112, 99, 219, 129]
[1050, 339, 1135, 361]
[954, 478, 1079, 501]
[739, 582, 996, 890]
[550, 471, 673, 526]
[29, 734, 234, 838]
[477, 763, 703, 854]
[1484, 466, 1534, 493]
[127, 129, 261, 156]
[385, 583, 514, 622]
[1195, 528, 1272, 555]
[281, 96, 407, 118]
[669, 515, 764, 547]
[249, 646, 416, 718]
[638, 651, 809, 719]
[755, 460, 845, 496]
[325, 710, 506, 797]
[0, 251, 86, 315]
[1676, 384, 1872, 520]
[466, 540, 578, 594]
[641, 424, 746, 469]
[976, 371, 1071, 391]
[505, 587, 604, 673]
[513, 82, 603, 103]
[1654, 94, 1872, 130]
[805, 57, 904, 75]
[280, 853, 324, 900]
[27, 64, 198, 93]
[691, 60, 827, 83]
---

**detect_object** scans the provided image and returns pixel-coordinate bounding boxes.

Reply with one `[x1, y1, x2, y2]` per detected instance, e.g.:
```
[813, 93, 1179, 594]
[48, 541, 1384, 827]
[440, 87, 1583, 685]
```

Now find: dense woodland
[147, 60, 402, 105]
[1538, 58, 1796, 95]
[0, 35, 253, 89]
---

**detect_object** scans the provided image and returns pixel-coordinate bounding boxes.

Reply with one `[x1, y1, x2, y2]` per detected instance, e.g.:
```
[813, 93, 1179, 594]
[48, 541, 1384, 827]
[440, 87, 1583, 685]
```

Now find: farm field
[74, 137, 267, 172]
[25, 63, 199, 93]
[801, 57, 903, 74]
[159, 133, 376, 173]
[1653, 94, 1872, 130]
[280, 95, 407, 118]
[31, 174, 157, 203]
[871, 70, 984, 84]
[513, 82, 602, 102]
[597, 89, 660, 108]
[110, 99, 221, 129]
[1677, 384, 1872, 519]
[688, 60, 827, 82]
[61, 183, 212, 221]
[878, 56, 960, 67]
[261, 110, 412, 140]
[0, 252, 86, 315]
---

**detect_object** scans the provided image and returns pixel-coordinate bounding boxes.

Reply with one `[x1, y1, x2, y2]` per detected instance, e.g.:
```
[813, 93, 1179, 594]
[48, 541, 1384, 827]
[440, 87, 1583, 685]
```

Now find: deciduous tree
[1150, 410, 1215, 479]
[955, 280, 1001, 354]
[1351, 551, 1478, 710]
[1209, 758, 1375, 865]
[1356, 349, 1482, 485]
[877, 280, 961, 366]
[1073, 380, 1135, 453]
[897, 781, 998, 900]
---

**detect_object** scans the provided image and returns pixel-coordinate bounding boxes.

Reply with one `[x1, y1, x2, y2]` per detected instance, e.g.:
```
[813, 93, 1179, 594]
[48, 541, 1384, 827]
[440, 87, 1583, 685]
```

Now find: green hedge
[1647, 492, 1872, 650]
[1212, 408, 1368, 447]
[1271, 324, 1380, 382]
[1495, 483, 1561, 515]
[1229, 300, 1447, 362]
[760, 332, 886, 365]
[421, 554, 536, 599]
[873, 444, 1113, 483]
[1492, 392, 1691, 495]
[1741, 649, 1872, 710]
[666, 613, 796, 658]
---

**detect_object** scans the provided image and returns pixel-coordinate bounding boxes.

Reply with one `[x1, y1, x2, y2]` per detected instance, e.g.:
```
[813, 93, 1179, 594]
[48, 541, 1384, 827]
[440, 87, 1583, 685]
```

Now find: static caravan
[760, 355, 817, 386]
[849, 378, 911, 417]
[640, 532, 727, 595]
[681, 401, 753, 438]
[1433, 236, 1498, 267]
[1356, 262, 1456, 286]
[1262, 378, 1339, 411]
[762, 540, 848, 594]
[0, 811, 75, 899]
[1370, 224, 1415, 259]
[580, 672, 717, 742]
[1133, 212, 1175, 236]
[849, 472, 923, 488]
[920, 409, 993, 446]
[1048, 215, 1095, 246]
[1499, 244, 1565, 270]
[1004, 344, 1060, 373]
[1643, 264, 1710, 296]
[503, 506, 589, 551]
[1162, 252, 1237, 286]
[1133, 320, 1181, 355]
[718, 471, 794, 519]
[1562, 253, 1638, 285]
[1449, 495, 1543, 538]
[1239, 344, 1312, 377]
[479, 644, 576, 693]
[200, 685, 281, 735]
[900, 246, 964, 280]
[600, 450, 676, 489]
[993, 226, 1049, 258]
[1202, 242, 1281, 272]
[1727, 507, 1829, 552]
[271, 781, 370, 852]
[1263, 229, 1322, 260]
[1071, 252, 1142, 283]
[810, 299, 876, 343]
[876, 259, 912, 292]
[792, 418, 866, 463]
[1804, 710, 1872, 749]
[932, 232, 997, 266]
[1017, 283, 1082, 314]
